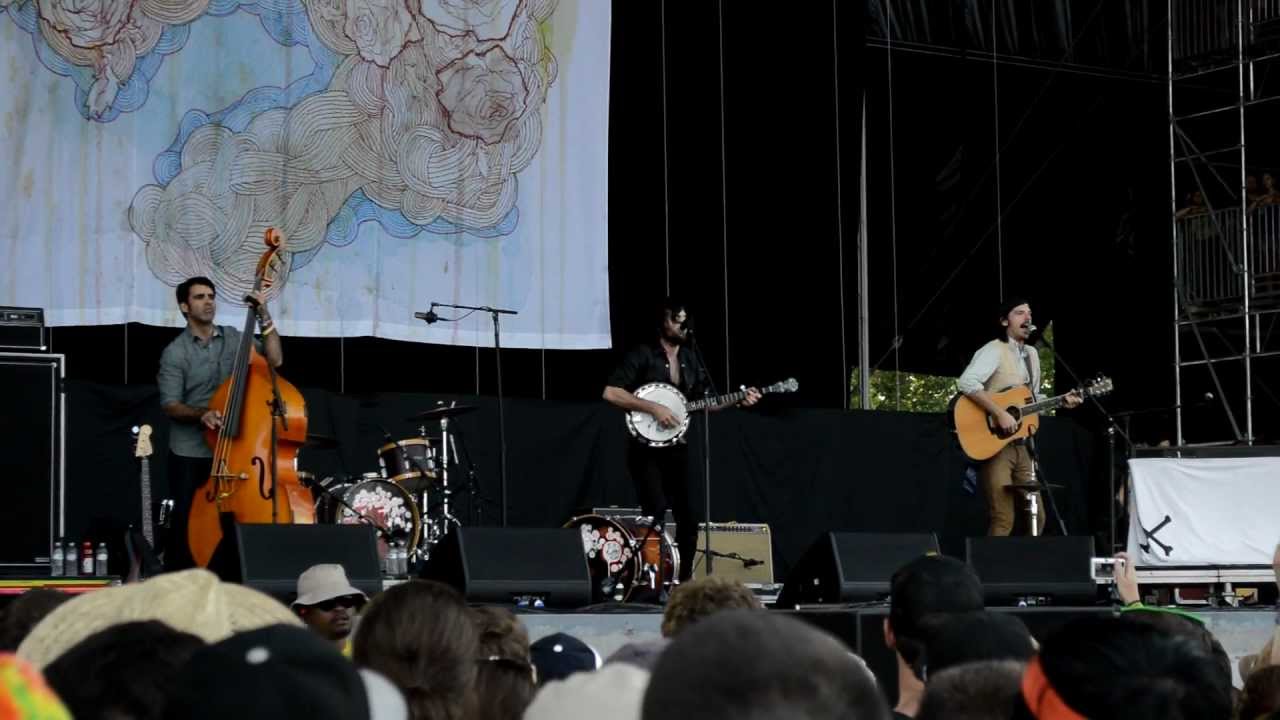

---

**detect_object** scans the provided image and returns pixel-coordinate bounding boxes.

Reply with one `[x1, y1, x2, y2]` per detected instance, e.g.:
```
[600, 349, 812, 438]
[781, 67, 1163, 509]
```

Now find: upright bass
[188, 229, 314, 567]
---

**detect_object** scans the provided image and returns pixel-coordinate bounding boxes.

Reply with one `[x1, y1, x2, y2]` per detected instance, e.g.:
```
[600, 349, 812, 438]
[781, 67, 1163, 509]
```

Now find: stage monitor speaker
[965, 535, 1098, 604]
[419, 528, 590, 608]
[209, 521, 382, 603]
[0, 353, 64, 568]
[685, 523, 774, 585]
[776, 532, 940, 606]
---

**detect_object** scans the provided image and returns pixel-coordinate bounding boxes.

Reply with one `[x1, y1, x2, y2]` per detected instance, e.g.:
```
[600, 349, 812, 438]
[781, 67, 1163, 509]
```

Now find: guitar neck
[1022, 391, 1076, 417]
[688, 387, 758, 412]
[140, 457, 154, 546]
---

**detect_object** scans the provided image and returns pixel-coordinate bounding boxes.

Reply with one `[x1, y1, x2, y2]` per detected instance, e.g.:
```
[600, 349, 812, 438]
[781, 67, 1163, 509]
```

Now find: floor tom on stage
[565, 514, 679, 604]
[337, 479, 421, 561]
[377, 438, 439, 492]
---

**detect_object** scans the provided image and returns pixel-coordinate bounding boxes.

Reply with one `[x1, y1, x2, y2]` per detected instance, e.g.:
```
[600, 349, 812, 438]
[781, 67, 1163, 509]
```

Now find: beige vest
[980, 339, 1032, 393]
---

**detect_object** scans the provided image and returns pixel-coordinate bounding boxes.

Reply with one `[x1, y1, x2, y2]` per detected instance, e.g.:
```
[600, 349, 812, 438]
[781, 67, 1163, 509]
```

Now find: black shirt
[606, 341, 710, 399]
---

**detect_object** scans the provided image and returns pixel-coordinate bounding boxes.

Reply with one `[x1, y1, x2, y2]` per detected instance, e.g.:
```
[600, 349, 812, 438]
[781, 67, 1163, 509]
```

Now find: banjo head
[627, 383, 690, 446]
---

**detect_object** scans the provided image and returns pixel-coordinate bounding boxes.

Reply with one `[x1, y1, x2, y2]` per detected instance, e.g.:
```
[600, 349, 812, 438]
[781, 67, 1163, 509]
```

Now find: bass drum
[565, 514, 679, 604]
[336, 479, 421, 561]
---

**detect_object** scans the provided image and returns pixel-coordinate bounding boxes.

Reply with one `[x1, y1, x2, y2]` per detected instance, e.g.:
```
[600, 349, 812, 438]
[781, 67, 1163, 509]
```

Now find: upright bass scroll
[187, 228, 313, 568]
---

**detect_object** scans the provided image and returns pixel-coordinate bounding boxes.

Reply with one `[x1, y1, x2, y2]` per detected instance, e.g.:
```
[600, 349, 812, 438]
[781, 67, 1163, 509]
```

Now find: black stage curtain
[66, 380, 1096, 582]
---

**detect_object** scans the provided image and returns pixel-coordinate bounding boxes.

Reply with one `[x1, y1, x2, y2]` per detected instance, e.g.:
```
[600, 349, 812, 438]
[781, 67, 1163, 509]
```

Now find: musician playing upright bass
[157, 276, 282, 570]
[956, 298, 1079, 536]
[602, 298, 760, 583]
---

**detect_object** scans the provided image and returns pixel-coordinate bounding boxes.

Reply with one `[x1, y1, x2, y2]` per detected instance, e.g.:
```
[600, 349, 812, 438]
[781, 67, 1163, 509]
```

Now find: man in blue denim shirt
[156, 276, 282, 569]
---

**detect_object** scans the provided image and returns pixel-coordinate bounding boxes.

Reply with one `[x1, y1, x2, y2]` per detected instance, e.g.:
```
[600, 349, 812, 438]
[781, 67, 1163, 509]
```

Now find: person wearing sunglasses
[291, 564, 368, 654]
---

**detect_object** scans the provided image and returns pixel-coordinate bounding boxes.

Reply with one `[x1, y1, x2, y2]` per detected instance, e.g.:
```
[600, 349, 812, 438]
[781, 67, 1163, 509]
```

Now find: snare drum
[337, 479, 421, 561]
[377, 438, 439, 492]
[565, 514, 680, 604]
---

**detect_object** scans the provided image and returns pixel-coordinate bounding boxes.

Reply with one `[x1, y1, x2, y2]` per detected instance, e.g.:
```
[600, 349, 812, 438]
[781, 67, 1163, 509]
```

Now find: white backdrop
[0, 0, 610, 348]
[1127, 457, 1280, 566]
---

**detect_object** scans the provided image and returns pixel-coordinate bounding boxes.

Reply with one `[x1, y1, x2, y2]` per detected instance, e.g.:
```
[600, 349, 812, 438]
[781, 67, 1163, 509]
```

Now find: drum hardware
[336, 479, 422, 563]
[406, 404, 478, 422]
[298, 473, 396, 542]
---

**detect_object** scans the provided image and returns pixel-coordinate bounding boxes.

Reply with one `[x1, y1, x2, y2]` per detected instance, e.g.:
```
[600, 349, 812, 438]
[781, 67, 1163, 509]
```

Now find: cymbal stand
[442, 418, 494, 526]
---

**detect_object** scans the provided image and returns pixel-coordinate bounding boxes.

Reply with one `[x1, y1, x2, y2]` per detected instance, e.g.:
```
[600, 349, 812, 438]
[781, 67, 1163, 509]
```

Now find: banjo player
[603, 297, 761, 584]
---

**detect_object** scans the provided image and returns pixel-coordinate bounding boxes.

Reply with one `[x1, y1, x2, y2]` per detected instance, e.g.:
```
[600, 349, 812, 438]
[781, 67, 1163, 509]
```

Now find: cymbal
[407, 404, 478, 422]
[302, 433, 340, 449]
[1004, 482, 1065, 491]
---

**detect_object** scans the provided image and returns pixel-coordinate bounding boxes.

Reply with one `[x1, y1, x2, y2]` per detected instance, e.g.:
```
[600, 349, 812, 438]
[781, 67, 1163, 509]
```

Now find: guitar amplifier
[684, 523, 774, 585]
[0, 307, 47, 352]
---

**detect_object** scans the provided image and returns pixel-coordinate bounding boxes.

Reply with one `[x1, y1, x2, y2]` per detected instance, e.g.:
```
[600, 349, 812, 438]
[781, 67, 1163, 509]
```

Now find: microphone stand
[417, 301, 517, 527]
[686, 327, 719, 576]
[1031, 328, 1134, 551]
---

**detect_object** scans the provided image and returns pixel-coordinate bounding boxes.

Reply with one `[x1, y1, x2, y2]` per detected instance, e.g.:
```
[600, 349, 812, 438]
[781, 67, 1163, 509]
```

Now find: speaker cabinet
[0, 353, 64, 567]
[209, 521, 383, 603]
[419, 528, 591, 608]
[965, 535, 1098, 604]
[776, 532, 940, 606]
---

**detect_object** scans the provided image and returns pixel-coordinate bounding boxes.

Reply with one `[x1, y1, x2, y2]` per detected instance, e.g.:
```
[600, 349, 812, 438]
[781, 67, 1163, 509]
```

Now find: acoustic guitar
[949, 376, 1113, 461]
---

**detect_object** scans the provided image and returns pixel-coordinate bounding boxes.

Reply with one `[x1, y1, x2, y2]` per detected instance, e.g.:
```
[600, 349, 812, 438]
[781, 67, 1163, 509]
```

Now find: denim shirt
[157, 325, 254, 458]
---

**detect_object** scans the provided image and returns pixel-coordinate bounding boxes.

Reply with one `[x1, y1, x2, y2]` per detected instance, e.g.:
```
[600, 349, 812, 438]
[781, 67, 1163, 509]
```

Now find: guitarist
[156, 276, 282, 570]
[956, 298, 1080, 536]
[603, 298, 760, 583]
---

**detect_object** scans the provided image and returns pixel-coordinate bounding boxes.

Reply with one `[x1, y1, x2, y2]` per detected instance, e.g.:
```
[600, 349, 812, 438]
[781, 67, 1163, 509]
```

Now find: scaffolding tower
[1168, 0, 1280, 445]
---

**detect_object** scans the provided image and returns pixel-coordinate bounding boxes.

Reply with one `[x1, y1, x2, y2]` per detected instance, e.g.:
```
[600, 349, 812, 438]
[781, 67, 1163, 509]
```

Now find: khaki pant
[980, 444, 1043, 536]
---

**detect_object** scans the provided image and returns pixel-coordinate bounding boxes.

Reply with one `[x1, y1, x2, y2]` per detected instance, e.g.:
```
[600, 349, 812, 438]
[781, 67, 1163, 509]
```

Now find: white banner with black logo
[1127, 457, 1280, 566]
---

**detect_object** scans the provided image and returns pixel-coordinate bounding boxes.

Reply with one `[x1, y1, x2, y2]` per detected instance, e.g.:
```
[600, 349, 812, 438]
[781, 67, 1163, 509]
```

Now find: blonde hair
[660, 577, 761, 638]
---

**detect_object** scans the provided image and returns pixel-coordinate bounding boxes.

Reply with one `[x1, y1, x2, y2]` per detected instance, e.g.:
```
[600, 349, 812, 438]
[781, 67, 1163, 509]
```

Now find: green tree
[851, 324, 1057, 411]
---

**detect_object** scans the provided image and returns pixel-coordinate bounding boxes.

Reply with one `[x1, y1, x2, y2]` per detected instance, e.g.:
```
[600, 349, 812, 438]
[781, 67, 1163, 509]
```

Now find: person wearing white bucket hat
[291, 564, 368, 653]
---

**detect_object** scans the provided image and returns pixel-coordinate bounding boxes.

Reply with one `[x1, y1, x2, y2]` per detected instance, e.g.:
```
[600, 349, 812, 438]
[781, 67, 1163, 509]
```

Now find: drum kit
[299, 404, 685, 603]
[299, 403, 483, 567]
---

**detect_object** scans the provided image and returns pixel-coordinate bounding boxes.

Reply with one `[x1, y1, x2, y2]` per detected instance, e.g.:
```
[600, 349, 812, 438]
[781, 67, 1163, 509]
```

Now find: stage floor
[518, 604, 1277, 690]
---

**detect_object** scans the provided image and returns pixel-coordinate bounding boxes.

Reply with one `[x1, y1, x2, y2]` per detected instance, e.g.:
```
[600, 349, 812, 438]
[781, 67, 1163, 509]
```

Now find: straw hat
[16, 569, 300, 669]
[291, 564, 367, 608]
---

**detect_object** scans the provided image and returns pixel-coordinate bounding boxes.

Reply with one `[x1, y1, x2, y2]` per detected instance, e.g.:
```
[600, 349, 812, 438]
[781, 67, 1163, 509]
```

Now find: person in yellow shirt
[291, 564, 367, 655]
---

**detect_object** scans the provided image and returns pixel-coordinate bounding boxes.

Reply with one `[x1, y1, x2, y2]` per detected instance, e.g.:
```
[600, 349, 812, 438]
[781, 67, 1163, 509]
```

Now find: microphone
[415, 309, 439, 324]
[680, 316, 695, 333]
[742, 558, 764, 568]
[1025, 323, 1037, 332]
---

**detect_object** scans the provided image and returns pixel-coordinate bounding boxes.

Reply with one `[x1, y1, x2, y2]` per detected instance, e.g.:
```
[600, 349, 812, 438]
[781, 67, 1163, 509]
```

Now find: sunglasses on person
[310, 595, 363, 612]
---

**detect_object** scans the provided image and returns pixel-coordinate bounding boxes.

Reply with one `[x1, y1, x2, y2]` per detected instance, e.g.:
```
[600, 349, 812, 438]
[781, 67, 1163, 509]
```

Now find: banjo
[626, 378, 799, 446]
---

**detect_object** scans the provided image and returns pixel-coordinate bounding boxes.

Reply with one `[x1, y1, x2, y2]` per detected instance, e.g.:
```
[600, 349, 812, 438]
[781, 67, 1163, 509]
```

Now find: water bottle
[95, 543, 108, 576]
[66, 543, 79, 577]
[50, 541, 64, 577]
[80, 541, 94, 576]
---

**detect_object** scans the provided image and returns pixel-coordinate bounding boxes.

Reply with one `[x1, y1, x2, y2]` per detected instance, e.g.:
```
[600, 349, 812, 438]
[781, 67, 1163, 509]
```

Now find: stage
[54, 379, 1100, 581]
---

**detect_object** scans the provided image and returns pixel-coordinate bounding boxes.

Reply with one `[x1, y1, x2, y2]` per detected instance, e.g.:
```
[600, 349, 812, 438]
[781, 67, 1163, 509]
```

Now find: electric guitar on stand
[125, 425, 165, 581]
[949, 376, 1113, 461]
[626, 378, 799, 446]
